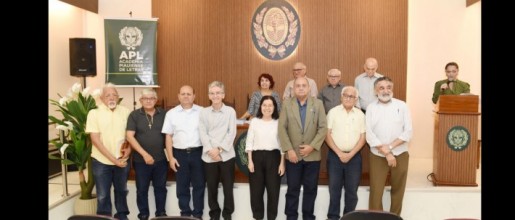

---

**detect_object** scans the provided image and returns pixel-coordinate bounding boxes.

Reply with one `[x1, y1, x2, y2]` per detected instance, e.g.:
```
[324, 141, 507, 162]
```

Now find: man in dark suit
[279, 76, 327, 220]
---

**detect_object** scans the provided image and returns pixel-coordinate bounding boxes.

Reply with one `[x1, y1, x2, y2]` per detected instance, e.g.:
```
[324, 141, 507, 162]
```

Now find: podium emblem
[234, 131, 250, 176]
[446, 126, 470, 151]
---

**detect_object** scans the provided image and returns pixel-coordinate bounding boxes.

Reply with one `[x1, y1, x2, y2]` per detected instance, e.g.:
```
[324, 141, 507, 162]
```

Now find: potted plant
[49, 82, 100, 212]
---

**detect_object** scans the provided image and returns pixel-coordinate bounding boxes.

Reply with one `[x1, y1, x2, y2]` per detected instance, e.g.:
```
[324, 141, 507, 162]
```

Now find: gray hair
[208, 81, 225, 93]
[327, 68, 341, 76]
[139, 88, 157, 99]
[101, 83, 118, 96]
[374, 76, 394, 87]
[341, 86, 359, 97]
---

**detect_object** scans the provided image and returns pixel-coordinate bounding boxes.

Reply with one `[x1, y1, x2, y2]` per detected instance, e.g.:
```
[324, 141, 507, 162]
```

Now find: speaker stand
[82, 76, 87, 88]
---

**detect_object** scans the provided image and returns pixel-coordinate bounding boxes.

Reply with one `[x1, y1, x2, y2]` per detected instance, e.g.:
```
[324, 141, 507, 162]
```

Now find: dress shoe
[156, 213, 167, 217]
[137, 214, 149, 220]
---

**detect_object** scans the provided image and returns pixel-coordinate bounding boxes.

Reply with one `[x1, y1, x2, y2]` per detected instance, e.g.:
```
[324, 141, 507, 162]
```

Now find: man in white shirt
[162, 85, 205, 219]
[283, 62, 318, 100]
[354, 57, 383, 113]
[365, 76, 413, 216]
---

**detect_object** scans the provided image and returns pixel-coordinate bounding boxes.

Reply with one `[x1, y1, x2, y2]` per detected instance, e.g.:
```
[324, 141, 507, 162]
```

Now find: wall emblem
[119, 26, 143, 50]
[251, 0, 301, 60]
[446, 126, 471, 151]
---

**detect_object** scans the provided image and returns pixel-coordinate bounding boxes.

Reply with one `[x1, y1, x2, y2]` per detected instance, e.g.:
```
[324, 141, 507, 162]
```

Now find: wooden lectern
[433, 95, 480, 186]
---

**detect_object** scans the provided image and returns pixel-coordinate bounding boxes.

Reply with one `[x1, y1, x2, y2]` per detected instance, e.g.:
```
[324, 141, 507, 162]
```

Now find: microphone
[440, 82, 448, 91]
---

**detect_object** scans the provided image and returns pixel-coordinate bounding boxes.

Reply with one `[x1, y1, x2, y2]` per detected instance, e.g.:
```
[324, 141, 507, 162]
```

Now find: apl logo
[446, 126, 471, 151]
[118, 26, 143, 60]
[251, 0, 301, 60]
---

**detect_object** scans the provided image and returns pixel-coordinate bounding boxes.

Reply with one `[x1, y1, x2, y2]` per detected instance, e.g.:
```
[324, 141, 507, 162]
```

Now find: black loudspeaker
[69, 38, 96, 76]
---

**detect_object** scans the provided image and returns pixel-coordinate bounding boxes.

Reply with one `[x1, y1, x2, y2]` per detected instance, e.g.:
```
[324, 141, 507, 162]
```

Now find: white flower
[92, 89, 102, 98]
[71, 82, 82, 94]
[82, 87, 91, 97]
[55, 124, 69, 131]
[64, 121, 74, 130]
[66, 90, 74, 99]
[59, 96, 69, 106]
[60, 143, 69, 155]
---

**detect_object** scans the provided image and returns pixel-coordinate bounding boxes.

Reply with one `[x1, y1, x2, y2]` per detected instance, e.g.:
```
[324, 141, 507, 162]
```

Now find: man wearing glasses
[318, 68, 346, 114]
[325, 86, 365, 220]
[199, 81, 237, 220]
[283, 62, 318, 100]
[126, 88, 168, 220]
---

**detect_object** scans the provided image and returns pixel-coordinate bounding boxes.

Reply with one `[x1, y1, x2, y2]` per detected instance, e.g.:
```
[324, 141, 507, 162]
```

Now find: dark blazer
[278, 96, 327, 161]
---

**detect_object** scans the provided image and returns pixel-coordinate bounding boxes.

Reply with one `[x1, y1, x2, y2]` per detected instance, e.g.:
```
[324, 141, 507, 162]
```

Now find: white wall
[48, 0, 152, 140]
[407, 0, 481, 159]
[49, 0, 91, 140]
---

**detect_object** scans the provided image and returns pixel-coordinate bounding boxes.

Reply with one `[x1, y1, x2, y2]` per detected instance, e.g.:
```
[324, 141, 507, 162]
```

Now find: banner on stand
[104, 18, 158, 86]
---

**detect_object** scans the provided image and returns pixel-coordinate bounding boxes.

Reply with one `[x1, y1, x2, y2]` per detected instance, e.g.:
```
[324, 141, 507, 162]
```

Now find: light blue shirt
[162, 104, 203, 149]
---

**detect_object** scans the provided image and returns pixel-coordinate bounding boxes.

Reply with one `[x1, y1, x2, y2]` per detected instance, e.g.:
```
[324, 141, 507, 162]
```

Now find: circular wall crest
[446, 126, 471, 151]
[251, 0, 301, 60]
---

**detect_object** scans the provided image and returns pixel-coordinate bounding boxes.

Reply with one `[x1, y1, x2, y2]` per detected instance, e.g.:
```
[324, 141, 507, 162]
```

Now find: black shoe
[156, 213, 167, 217]
[137, 214, 149, 220]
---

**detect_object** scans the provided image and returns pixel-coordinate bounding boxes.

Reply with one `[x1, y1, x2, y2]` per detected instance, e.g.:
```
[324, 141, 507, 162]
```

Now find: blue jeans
[173, 148, 205, 217]
[92, 158, 130, 220]
[133, 159, 168, 218]
[284, 160, 320, 220]
[327, 150, 362, 220]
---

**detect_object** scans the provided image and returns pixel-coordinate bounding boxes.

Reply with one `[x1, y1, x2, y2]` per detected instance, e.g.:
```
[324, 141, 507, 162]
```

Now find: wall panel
[152, 0, 407, 113]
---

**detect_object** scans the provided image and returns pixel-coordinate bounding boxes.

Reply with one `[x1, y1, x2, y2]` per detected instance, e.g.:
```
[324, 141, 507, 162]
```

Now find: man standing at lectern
[366, 76, 412, 216]
[432, 62, 470, 104]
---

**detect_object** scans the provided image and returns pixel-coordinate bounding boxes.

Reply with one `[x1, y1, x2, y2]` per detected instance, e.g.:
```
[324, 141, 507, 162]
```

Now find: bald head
[178, 85, 195, 108]
[364, 57, 378, 77]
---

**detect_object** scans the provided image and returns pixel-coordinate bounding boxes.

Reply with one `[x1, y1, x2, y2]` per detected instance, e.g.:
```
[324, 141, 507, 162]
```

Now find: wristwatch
[389, 145, 393, 151]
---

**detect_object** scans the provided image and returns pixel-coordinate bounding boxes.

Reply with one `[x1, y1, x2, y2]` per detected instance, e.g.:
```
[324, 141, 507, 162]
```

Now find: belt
[174, 146, 202, 153]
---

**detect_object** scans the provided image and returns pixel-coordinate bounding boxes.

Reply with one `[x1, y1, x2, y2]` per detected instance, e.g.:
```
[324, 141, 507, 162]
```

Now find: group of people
[85, 58, 468, 220]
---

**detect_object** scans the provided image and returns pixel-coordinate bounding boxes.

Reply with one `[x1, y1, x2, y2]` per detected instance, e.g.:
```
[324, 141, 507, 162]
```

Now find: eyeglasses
[342, 94, 356, 99]
[328, 75, 340, 78]
[293, 68, 304, 72]
[208, 92, 224, 96]
[141, 97, 156, 102]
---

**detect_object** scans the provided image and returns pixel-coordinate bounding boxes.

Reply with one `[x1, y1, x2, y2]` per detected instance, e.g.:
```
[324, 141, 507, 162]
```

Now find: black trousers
[249, 150, 282, 220]
[204, 158, 235, 219]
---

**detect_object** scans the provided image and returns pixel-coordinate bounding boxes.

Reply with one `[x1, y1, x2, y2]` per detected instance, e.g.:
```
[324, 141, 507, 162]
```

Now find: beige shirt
[327, 105, 365, 152]
[86, 104, 130, 165]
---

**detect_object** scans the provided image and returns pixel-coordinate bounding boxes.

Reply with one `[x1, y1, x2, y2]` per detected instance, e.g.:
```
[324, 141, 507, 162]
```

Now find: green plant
[49, 83, 100, 200]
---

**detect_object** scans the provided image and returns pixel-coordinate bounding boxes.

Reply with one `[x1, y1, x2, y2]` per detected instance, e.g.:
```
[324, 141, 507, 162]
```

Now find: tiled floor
[49, 170, 83, 206]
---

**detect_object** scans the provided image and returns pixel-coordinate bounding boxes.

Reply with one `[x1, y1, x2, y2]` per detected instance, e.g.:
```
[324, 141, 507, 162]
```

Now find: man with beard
[365, 77, 412, 216]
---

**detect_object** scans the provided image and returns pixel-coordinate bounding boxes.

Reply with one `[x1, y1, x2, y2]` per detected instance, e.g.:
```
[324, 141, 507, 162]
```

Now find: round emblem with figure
[234, 131, 250, 176]
[119, 26, 143, 50]
[446, 126, 471, 151]
[251, 0, 301, 60]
